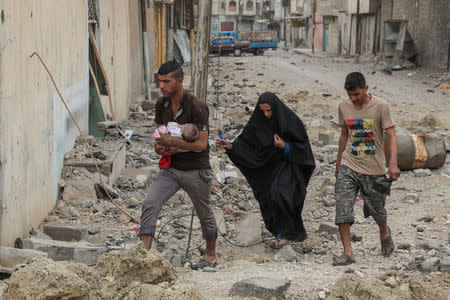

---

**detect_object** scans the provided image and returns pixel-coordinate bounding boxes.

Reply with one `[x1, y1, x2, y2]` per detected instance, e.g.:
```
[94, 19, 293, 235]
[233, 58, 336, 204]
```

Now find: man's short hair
[157, 61, 184, 79]
[344, 72, 366, 91]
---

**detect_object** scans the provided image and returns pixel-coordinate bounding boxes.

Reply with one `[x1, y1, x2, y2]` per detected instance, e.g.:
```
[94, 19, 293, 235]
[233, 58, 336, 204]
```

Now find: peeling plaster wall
[129, 0, 144, 102]
[0, 0, 88, 246]
[99, 1, 132, 121]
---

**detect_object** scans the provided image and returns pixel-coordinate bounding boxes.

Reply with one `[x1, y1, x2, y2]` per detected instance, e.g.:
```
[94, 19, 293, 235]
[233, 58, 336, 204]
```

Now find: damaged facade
[211, 0, 309, 47]
[0, 0, 187, 247]
[294, 0, 449, 68]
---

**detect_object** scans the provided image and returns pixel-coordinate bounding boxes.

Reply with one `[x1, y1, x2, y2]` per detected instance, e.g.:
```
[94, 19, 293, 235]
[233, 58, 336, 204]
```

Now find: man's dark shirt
[155, 91, 211, 170]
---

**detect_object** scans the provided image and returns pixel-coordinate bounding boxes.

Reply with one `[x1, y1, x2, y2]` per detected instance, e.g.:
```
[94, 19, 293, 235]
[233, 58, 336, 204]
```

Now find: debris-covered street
[2, 49, 448, 299]
[1, 1, 450, 298]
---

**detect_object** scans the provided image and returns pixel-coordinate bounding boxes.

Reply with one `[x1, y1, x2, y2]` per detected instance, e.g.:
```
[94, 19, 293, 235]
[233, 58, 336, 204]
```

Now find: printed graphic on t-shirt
[346, 118, 375, 156]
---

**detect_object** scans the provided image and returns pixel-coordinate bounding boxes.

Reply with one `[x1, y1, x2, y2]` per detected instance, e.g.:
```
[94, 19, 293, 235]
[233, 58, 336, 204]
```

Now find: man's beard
[167, 86, 180, 98]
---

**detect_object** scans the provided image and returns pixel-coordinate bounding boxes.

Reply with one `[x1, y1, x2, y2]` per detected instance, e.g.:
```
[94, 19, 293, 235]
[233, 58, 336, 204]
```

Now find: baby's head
[181, 124, 199, 142]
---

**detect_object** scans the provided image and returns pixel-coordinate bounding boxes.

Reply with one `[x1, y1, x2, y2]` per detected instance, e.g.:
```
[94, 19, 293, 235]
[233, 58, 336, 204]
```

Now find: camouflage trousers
[335, 165, 387, 225]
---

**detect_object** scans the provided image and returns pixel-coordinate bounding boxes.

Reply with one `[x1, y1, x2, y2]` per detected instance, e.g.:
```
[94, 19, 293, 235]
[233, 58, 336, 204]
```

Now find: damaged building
[297, 0, 450, 68]
[0, 0, 194, 247]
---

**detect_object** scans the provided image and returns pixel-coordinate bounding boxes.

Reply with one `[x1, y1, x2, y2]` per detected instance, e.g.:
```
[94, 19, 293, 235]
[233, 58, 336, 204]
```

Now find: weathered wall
[129, 0, 144, 102]
[323, 16, 339, 53]
[0, 0, 88, 246]
[381, 0, 449, 68]
[99, 0, 131, 121]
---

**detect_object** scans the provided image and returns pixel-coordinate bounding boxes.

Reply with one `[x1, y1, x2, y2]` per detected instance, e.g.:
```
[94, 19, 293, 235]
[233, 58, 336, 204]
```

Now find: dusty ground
[181, 49, 450, 299]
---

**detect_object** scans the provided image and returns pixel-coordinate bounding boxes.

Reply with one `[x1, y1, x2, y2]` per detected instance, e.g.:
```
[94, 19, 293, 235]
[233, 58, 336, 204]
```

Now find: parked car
[218, 31, 277, 55]
[209, 37, 250, 57]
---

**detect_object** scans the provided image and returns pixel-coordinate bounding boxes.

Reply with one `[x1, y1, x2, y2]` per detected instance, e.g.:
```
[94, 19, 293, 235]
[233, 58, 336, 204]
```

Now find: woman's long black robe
[226, 92, 316, 242]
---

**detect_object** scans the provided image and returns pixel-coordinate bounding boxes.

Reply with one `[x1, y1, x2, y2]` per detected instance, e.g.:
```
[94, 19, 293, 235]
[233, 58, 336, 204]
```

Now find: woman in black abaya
[217, 92, 315, 247]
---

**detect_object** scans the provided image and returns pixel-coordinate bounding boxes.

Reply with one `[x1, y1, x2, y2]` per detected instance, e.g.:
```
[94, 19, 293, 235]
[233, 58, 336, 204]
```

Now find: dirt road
[182, 50, 450, 299]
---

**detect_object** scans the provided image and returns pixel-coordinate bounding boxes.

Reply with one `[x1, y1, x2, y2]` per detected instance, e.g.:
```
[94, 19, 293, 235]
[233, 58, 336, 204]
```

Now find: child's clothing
[152, 122, 199, 169]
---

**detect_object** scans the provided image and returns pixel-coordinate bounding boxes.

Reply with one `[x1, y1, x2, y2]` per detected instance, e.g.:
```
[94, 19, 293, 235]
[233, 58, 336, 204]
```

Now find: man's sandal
[381, 227, 395, 256]
[190, 258, 217, 270]
[332, 253, 356, 266]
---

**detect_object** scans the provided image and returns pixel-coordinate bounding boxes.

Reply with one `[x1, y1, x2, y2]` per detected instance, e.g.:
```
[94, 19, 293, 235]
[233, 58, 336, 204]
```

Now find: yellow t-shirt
[338, 95, 395, 175]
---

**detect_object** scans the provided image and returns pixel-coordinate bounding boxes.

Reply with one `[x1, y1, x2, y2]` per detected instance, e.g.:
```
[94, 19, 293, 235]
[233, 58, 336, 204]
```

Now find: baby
[152, 122, 199, 142]
[152, 122, 199, 169]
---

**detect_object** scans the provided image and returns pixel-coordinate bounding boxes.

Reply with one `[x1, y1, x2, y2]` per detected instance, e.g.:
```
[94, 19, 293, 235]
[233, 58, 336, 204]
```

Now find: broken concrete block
[98, 120, 119, 130]
[64, 143, 126, 186]
[74, 247, 108, 266]
[319, 132, 334, 145]
[413, 169, 432, 177]
[43, 222, 88, 242]
[62, 179, 97, 203]
[141, 100, 155, 111]
[439, 257, 450, 273]
[22, 238, 106, 266]
[274, 245, 298, 262]
[324, 153, 337, 164]
[419, 257, 440, 272]
[29, 227, 53, 240]
[317, 222, 339, 235]
[229, 277, 291, 299]
[0, 246, 48, 268]
[236, 213, 263, 246]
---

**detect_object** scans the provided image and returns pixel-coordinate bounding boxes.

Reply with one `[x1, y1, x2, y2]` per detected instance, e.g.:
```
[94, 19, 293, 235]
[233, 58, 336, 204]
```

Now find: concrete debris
[0, 246, 48, 268]
[330, 272, 450, 300]
[235, 213, 263, 246]
[22, 237, 107, 266]
[317, 222, 339, 235]
[274, 245, 298, 262]
[318, 132, 334, 145]
[8, 53, 448, 298]
[413, 169, 432, 177]
[62, 179, 97, 204]
[229, 277, 291, 299]
[29, 227, 53, 240]
[43, 222, 88, 242]
[5, 257, 104, 299]
[3, 246, 198, 300]
[95, 242, 177, 285]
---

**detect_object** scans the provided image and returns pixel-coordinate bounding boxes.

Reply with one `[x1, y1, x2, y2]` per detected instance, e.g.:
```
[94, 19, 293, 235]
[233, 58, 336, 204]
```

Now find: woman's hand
[216, 139, 233, 150]
[274, 134, 285, 149]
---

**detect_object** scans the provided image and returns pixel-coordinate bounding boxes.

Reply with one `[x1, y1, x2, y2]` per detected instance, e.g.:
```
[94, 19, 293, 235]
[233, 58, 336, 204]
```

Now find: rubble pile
[329, 272, 450, 300]
[3, 243, 200, 299]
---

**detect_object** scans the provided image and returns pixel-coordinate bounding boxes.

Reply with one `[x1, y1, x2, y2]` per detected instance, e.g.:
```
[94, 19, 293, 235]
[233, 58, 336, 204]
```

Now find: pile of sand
[5, 257, 103, 299]
[4, 243, 202, 299]
[95, 242, 177, 285]
[330, 272, 450, 300]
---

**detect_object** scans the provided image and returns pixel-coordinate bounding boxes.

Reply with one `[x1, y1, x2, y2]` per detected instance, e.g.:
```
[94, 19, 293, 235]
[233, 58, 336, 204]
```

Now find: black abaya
[226, 92, 315, 242]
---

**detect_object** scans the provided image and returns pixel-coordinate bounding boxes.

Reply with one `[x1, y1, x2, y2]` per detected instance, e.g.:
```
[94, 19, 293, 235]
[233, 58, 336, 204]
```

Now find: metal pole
[193, 0, 213, 102]
[312, 0, 316, 54]
[356, 0, 361, 55]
